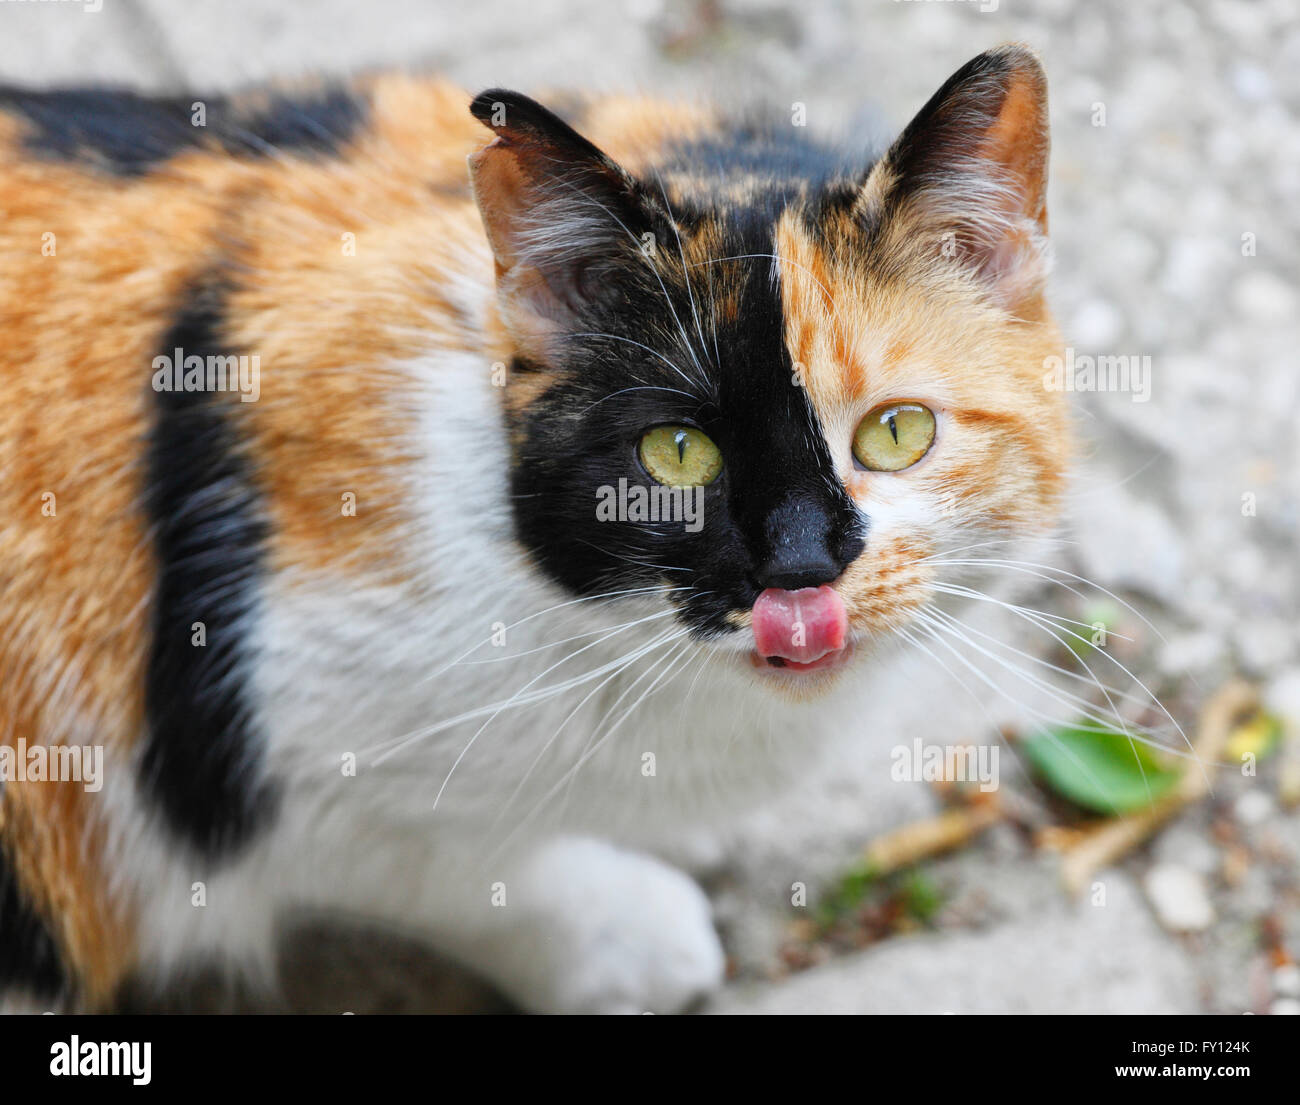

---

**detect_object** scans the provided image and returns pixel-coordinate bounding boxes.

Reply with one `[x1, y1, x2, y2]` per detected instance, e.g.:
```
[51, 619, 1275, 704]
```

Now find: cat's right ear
[864, 44, 1051, 314]
[468, 90, 645, 356]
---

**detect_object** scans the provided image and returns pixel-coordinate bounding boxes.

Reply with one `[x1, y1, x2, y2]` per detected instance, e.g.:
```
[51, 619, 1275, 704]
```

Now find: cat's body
[0, 47, 1067, 1013]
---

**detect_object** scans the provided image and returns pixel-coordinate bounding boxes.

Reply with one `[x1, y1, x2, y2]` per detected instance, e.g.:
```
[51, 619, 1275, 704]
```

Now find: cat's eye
[852, 403, 936, 472]
[638, 424, 723, 487]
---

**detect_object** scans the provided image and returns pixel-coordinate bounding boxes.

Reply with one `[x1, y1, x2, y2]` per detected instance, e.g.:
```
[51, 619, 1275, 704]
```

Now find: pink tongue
[752, 586, 848, 664]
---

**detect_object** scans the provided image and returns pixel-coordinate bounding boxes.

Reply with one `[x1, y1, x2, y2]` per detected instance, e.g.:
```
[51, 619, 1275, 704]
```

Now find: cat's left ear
[866, 44, 1050, 312]
[468, 90, 647, 357]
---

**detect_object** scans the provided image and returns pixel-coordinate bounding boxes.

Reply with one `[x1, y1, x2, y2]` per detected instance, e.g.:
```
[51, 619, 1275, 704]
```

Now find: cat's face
[471, 46, 1069, 693]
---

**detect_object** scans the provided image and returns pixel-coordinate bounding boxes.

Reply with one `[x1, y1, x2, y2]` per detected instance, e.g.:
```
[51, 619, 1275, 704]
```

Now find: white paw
[505, 838, 726, 1015]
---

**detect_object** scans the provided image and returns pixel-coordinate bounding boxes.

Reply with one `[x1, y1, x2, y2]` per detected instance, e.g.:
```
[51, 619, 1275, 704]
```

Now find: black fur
[0, 826, 67, 1001]
[141, 283, 278, 858]
[884, 46, 1020, 199]
[0, 85, 364, 176]
[491, 101, 868, 637]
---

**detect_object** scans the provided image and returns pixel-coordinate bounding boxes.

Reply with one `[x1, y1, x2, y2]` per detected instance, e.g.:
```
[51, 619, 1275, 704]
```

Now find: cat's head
[469, 45, 1069, 692]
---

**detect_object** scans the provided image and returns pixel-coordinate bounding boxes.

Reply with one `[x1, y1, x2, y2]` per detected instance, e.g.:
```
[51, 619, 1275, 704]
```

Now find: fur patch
[0, 85, 365, 176]
[142, 283, 279, 857]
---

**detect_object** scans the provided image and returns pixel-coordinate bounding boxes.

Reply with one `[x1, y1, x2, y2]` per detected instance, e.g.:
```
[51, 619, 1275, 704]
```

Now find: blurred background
[4, 0, 1297, 1013]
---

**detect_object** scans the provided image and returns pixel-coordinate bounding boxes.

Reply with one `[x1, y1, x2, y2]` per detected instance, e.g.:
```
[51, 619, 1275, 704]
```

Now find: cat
[0, 43, 1068, 1014]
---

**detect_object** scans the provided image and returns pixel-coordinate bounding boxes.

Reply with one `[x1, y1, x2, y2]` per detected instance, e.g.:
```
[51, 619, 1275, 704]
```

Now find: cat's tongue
[751, 586, 848, 665]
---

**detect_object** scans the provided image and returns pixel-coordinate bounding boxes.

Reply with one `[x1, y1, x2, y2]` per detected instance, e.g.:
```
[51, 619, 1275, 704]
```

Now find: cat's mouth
[748, 585, 852, 675]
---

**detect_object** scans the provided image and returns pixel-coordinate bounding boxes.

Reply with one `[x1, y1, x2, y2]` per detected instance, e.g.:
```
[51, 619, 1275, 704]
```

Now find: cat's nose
[752, 495, 866, 591]
[754, 548, 843, 592]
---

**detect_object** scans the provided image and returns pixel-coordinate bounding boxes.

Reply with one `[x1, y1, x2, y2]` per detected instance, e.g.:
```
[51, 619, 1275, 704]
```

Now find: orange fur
[774, 205, 1069, 635]
[0, 77, 714, 1000]
[0, 57, 1065, 999]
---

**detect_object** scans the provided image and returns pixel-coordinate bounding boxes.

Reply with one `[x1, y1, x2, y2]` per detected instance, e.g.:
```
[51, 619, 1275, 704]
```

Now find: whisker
[920, 606, 1171, 807]
[580, 383, 699, 413]
[925, 600, 1145, 705]
[424, 625, 692, 808]
[917, 535, 1080, 562]
[917, 600, 1204, 781]
[412, 584, 688, 686]
[652, 173, 712, 369]
[539, 179, 712, 389]
[911, 618, 1166, 813]
[552, 633, 693, 821]
[488, 635, 694, 859]
[456, 607, 680, 665]
[489, 627, 690, 832]
[567, 331, 700, 392]
[367, 606, 685, 761]
[932, 585, 1192, 756]
[934, 558, 1167, 643]
[932, 582, 1135, 641]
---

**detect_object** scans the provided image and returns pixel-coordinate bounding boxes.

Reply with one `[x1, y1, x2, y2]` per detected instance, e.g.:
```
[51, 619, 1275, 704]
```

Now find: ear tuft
[872, 44, 1051, 311]
[467, 89, 645, 354]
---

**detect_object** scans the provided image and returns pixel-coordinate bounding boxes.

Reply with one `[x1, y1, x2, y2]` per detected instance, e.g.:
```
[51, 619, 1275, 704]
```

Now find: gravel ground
[3, 0, 1296, 1014]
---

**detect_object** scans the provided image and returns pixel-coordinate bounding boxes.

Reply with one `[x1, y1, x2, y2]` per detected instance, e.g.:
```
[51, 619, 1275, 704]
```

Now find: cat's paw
[506, 838, 725, 1015]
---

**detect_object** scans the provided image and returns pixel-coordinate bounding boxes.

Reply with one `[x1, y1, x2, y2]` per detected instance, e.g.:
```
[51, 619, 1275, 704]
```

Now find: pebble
[1264, 669, 1300, 728]
[1153, 825, 1220, 876]
[1232, 63, 1273, 103]
[1158, 632, 1227, 677]
[1144, 864, 1215, 933]
[1069, 298, 1124, 347]
[1232, 271, 1296, 322]
[1234, 790, 1275, 827]
[1233, 620, 1298, 674]
[1274, 963, 1300, 999]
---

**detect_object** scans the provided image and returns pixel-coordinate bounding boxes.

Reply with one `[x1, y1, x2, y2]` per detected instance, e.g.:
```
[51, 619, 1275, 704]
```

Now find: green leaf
[1021, 721, 1182, 815]
[899, 872, 943, 924]
[814, 863, 877, 927]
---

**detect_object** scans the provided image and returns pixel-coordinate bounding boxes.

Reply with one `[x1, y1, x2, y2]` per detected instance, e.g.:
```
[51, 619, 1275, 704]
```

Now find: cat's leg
[392, 835, 726, 1015]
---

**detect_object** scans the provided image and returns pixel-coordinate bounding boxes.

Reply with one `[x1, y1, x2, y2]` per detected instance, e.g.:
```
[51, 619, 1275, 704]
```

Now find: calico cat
[0, 43, 1067, 1013]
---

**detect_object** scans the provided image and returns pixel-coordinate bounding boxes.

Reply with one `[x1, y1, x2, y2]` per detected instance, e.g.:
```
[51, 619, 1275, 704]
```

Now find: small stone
[1231, 63, 1273, 103]
[1158, 632, 1226, 676]
[1234, 790, 1274, 827]
[1264, 669, 1300, 728]
[1153, 824, 1220, 876]
[1144, 864, 1215, 933]
[1070, 298, 1124, 347]
[1233, 620, 1297, 674]
[1160, 236, 1220, 300]
[1274, 963, 1300, 999]
[1232, 271, 1295, 322]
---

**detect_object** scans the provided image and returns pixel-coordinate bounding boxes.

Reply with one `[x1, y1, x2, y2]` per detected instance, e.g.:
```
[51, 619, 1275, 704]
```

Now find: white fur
[97, 316, 822, 1011]
[92, 237, 1061, 1014]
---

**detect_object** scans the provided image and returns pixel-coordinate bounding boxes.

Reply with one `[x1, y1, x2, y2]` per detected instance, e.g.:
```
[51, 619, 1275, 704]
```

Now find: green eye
[852, 403, 936, 471]
[638, 424, 722, 487]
